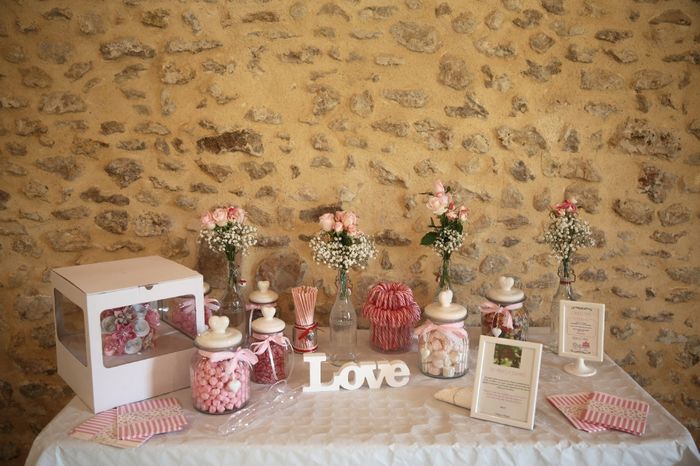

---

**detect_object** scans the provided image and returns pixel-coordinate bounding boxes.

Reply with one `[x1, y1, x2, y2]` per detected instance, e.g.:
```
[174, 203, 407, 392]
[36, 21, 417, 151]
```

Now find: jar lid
[248, 281, 278, 304]
[195, 316, 242, 349]
[486, 276, 525, 304]
[251, 306, 285, 334]
[425, 290, 467, 322]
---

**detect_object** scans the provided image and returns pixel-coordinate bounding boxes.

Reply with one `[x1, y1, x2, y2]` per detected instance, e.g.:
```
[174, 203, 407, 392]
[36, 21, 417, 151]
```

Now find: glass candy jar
[480, 276, 528, 341]
[190, 316, 257, 415]
[250, 306, 293, 384]
[247, 281, 279, 338]
[415, 290, 469, 379]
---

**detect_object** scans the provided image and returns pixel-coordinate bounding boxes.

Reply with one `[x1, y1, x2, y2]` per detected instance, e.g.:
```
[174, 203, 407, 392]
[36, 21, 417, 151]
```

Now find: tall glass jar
[190, 316, 257, 415]
[549, 263, 578, 354]
[480, 276, 528, 341]
[329, 268, 357, 366]
[415, 290, 469, 379]
[250, 306, 293, 384]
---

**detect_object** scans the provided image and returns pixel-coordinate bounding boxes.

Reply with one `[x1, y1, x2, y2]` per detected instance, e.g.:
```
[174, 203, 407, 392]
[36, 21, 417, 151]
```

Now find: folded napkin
[70, 409, 151, 448]
[116, 397, 187, 440]
[582, 391, 649, 436]
[434, 387, 473, 410]
[547, 392, 607, 433]
[548, 391, 649, 436]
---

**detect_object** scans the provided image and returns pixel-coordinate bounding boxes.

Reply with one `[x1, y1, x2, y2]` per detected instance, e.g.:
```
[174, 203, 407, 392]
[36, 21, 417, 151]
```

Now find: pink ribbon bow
[179, 297, 221, 314]
[198, 347, 258, 367]
[414, 319, 468, 344]
[250, 333, 292, 355]
[479, 301, 523, 330]
[295, 322, 318, 341]
[250, 333, 293, 381]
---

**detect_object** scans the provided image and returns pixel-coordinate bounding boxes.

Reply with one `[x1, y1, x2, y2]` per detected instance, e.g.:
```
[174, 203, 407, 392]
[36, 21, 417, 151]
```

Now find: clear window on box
[56, 291, 200, 369]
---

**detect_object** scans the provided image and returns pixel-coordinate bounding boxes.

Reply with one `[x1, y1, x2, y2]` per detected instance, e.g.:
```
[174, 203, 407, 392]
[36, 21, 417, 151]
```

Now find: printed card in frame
[558, 300, 605, 363]
[470, 336, 543, 430]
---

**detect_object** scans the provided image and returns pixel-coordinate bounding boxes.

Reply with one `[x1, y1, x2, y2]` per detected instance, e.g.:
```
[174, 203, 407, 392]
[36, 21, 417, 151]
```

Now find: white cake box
[51, 256, 205, 413]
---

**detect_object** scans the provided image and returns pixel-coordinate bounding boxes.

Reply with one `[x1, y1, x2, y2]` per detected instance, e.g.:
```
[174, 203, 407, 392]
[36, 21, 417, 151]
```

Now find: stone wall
[0, 0, 698, 462]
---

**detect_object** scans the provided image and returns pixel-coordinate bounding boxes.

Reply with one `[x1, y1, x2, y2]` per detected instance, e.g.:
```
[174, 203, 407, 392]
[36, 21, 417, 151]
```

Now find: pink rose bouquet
[543, 199, 594, 277]
[199, 206, 258, 261]
[310, 211, 376, 272]
[421, 180, 469, 257]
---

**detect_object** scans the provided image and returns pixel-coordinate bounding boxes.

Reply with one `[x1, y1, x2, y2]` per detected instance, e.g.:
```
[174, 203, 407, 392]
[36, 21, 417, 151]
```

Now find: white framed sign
[558, 300, 605, 377]
[470, 336, 543, 430]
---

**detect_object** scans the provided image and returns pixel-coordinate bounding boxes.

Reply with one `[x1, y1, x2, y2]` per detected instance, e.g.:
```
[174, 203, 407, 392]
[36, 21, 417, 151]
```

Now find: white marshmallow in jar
[190, 316, 258, 415]
[247, 281, 279, 338]
[415, 290, 469, 379]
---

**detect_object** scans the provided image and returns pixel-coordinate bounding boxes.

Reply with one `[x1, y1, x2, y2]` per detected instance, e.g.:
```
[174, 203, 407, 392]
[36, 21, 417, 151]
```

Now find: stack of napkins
[70, 397, 187, 448]
[547, 391, 649, 436]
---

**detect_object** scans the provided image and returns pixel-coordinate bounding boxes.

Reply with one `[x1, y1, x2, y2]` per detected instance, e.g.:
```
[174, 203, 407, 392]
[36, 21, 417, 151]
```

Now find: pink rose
[227, 207, 245, 223]
[201, 212, 216, 230]
[334, 210, 345, 222]
[319, 213, 335, 231]
[333, 221, 344, 233]
[446, 210, 458, 220]
[458, 206, 469, 222]
[212, 208, 228, 226]
[346, 224, 357, 236]
[342, 212, 357, 228]
[426, 195, 449, 215]
[433, 180, 446, 196]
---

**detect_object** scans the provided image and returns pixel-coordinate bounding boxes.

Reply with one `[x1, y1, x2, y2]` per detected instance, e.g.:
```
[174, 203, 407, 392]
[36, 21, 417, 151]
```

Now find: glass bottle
[219, 258, 246, 336]
[328, 268, 357, 366]
[549, 262, 578, 354]
[190, 316, 256, 415]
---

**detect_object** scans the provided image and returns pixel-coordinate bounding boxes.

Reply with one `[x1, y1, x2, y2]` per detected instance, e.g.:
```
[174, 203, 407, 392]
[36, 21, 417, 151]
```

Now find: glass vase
[219, 257, 247, 337]
[436, 255, 452, 298]
[549, 262, 578, 354]
[328, 268, 357, 366]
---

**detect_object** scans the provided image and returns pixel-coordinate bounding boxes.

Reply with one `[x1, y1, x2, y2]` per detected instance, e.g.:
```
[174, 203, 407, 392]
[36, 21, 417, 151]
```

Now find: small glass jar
[190, 315, 257, 415]
[416, 290, 469, 379]
[292, 323, 318, 353]
[250, 306, 293, 384]
[247, 281, 279, 339]
[480, 276, 528, 341]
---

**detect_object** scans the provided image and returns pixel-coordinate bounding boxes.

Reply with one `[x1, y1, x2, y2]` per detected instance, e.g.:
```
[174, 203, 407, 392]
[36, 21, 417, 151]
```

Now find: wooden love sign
[302, 353, 411, 392]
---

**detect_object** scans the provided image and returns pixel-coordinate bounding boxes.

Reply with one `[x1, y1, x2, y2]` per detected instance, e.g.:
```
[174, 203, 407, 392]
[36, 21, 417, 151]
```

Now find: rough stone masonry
[0, 0, 698, 462]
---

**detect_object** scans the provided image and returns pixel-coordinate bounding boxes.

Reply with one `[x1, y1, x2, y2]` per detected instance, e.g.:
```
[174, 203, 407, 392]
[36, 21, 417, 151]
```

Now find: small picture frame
[558, 300, 605, 362]
[558, 300, 605, 377]
[470, 336, 543, 430]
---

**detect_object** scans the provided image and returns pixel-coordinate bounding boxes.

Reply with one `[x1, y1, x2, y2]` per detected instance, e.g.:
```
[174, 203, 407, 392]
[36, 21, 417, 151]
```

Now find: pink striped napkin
[70, 409, 151, 448]
[582, 391, 649, 436]
[547, 392, 608, 433]
[116, 397, 187, 440]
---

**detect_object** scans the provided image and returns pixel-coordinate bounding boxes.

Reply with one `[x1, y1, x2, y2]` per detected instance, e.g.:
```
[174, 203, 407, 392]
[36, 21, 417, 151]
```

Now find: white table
[27, 329, 700, 466]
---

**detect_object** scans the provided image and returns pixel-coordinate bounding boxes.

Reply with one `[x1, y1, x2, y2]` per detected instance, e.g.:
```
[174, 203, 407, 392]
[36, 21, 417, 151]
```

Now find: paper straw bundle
[291, 286, 318, 353]
[362, 282, 421, 353]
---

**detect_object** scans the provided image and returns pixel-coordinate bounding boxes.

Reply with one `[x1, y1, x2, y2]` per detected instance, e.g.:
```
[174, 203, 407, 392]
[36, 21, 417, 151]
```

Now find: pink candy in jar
[190, 316, 258, 415]
[250, 306, 293, 385]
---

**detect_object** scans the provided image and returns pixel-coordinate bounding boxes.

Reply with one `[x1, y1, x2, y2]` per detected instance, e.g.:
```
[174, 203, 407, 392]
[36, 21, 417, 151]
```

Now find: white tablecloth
[27, 328, 700, 466]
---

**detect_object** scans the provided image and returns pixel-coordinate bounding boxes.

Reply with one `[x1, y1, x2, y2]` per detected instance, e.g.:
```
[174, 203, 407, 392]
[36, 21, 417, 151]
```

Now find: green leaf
[420, 232, 437, 246]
